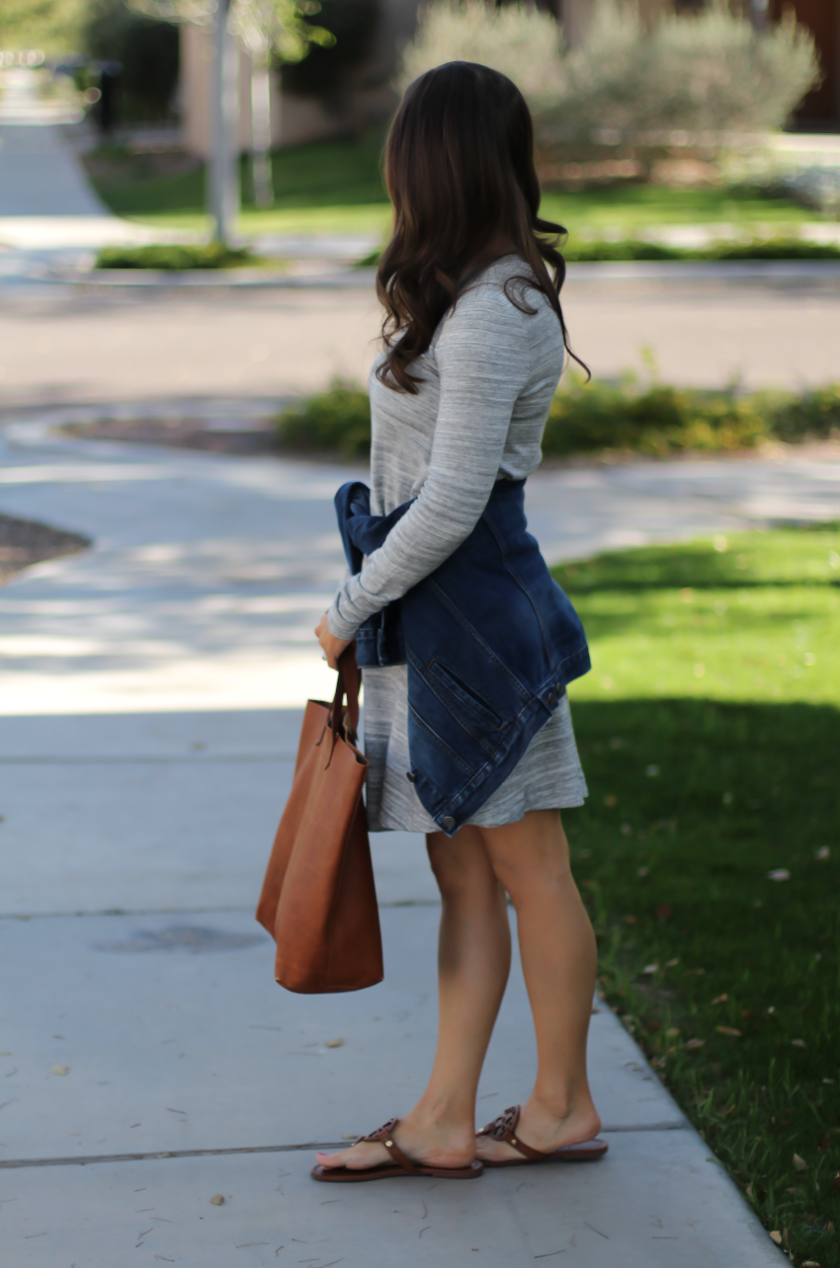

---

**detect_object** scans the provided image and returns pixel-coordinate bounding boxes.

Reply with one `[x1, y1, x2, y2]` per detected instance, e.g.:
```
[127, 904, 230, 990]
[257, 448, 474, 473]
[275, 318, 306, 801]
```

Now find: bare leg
[317, 826, 511, 1171]
[475, 808, 601, 1162]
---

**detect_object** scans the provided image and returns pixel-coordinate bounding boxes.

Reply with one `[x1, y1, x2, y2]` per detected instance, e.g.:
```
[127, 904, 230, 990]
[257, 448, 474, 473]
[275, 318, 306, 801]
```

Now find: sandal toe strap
[359, 1117, 419, 1172]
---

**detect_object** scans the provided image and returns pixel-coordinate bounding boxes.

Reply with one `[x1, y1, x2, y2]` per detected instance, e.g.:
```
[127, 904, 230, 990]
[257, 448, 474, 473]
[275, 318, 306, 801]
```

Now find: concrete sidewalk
[1, 415, 830, 1265]
[0, 67, 165, 274]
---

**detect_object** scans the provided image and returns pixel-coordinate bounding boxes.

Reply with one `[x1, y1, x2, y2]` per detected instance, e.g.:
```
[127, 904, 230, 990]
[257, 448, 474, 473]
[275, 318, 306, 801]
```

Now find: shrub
[562, 237, 840, 263]
[355, 238, 840, 267]
[274, 374, 840, 463]
[276, 381, 371, 460]
[396, 0, 563, 114]
[704, 238, 840, 262]
[543, 375, 840, 457]
[397, 0, 820, 144]
[545, 0, 821, 143]
[543, 376, 770, 457]
[95, 243, 258, 269]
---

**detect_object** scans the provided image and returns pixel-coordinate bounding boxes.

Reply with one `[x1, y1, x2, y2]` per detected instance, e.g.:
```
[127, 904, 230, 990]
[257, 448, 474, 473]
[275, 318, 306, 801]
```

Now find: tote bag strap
[329, 644, 361, 745]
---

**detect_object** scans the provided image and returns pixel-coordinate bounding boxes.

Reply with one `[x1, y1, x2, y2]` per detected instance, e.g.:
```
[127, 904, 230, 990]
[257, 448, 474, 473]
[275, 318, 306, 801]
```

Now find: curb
[40, 266, 377, 291]
[565, 259, 840, 283]
[22, 259, 840, 291]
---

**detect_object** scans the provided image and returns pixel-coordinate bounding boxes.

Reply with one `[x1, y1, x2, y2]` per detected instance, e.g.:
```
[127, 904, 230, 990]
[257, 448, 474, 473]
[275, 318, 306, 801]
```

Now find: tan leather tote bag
[256, 646, 383, 993]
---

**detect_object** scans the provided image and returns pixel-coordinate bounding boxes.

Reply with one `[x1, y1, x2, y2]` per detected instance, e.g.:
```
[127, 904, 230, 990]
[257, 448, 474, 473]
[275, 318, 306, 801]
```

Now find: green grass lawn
[553, 525, 840, 1267]
[86, 135, 818, 239]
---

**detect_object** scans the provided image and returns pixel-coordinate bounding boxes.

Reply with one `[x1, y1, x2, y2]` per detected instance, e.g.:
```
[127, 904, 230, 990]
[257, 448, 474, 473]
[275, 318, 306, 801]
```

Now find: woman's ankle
[525, 1086, 600, 1131]
[409, 1089, 476, 1131]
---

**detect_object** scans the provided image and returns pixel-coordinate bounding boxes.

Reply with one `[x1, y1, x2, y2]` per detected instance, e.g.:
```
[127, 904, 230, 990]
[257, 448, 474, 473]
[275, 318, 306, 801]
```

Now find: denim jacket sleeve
[327, 290, 533, 641]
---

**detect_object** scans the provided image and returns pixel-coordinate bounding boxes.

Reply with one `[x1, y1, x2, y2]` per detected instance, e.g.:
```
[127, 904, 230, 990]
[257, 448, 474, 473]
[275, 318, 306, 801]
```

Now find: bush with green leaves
[95, 242, 258, 269]
[544, 375, 840, 458]
[563, 237, 840, 262]
[550, 0, 819, 143]
[396, 0, 562, 115]
[275, 373, 840, 463]
[397, 0, 820, 144]
[353, 238, 840, 267]
[276, 380, 371, 460]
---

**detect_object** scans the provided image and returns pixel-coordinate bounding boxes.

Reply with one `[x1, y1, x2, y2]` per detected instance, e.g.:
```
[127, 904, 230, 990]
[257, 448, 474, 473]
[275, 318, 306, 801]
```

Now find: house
[180, 0, 838, 158]
[768, 0, 840, 126]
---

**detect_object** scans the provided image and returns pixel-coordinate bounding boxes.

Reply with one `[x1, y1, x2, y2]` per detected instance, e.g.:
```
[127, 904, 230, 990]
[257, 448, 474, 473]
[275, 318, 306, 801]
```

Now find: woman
[312, 61, 605, 1182]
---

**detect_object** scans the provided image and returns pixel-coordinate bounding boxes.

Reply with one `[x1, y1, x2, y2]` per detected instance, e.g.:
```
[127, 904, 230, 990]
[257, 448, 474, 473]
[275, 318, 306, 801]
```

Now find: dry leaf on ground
[716, 1026, 741, 1037]
[793, 1154, 808, 1172]
[325, 1038, 344, 1049]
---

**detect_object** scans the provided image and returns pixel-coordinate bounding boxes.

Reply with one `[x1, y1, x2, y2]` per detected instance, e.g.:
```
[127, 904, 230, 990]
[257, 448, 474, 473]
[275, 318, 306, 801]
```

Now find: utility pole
[210, 0, 240, 243]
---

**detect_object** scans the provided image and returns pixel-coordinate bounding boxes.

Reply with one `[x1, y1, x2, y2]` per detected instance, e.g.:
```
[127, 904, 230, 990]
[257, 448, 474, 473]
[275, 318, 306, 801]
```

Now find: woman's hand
[315, 611, 351, 671]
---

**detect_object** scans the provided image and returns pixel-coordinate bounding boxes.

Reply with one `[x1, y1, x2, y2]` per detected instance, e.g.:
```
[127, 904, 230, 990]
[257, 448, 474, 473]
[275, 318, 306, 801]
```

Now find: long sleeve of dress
[327, 288, 533, 641]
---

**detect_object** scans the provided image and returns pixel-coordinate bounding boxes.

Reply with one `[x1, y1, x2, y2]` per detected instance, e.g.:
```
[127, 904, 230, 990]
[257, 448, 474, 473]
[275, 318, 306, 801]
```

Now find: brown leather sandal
[310, 1118, 484, 1183]
[477, 1105, 608, 1168]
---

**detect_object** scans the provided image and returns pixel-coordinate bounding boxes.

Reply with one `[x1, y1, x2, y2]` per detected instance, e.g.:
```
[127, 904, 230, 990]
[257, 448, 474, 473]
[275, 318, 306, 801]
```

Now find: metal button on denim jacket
[335, 478, 590, 836]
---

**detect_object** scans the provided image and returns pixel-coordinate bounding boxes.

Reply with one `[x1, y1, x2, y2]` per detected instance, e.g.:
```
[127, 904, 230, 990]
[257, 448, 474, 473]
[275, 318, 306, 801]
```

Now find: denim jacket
[335, 479, 590, 837]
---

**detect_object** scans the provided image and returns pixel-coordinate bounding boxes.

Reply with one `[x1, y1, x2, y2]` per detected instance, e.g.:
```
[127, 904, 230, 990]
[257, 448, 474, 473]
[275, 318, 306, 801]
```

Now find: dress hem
[367, 793, 587, 834]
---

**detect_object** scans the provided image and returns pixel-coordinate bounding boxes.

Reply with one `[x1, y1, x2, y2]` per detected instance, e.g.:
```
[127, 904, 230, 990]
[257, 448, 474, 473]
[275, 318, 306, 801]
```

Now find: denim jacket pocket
[426, 658, 508, 734]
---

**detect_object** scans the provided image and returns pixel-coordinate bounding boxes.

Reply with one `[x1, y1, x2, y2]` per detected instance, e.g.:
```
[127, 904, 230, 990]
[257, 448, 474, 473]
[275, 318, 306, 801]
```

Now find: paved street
[2, 273, 840, 414]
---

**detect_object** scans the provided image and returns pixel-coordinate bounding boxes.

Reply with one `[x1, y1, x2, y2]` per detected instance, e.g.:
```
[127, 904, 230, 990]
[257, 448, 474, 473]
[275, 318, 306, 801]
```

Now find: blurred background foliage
[400, 0, 821, 139]
[281, 0, 380, 97]
[0, 0, 88, 52]
[85, 0, 180, 121]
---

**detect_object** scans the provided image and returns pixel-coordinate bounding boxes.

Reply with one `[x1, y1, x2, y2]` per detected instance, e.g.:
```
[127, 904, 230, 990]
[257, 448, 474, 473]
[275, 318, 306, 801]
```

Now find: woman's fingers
[315, 611, 350, 670]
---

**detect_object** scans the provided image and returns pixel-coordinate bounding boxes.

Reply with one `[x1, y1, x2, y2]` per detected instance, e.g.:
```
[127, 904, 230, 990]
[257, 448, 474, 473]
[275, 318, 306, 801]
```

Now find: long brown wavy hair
[376, 60, 586, 394]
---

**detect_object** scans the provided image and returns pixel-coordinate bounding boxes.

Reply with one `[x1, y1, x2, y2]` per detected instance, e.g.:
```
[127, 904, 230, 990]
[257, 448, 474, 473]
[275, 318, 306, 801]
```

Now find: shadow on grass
[554, 524, 840, 593]
[564, 696, 839, 1265]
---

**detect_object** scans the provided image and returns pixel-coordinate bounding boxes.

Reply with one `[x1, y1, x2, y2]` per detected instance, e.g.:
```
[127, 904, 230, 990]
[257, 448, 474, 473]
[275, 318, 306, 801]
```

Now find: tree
[230, 0, 334, 207]
[131, 0, 332, 227]
[0, 0, 87, 52]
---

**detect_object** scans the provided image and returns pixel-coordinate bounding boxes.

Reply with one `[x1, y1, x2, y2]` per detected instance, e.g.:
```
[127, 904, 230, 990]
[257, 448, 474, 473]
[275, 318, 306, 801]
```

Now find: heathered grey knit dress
[327, 255, 588, 833]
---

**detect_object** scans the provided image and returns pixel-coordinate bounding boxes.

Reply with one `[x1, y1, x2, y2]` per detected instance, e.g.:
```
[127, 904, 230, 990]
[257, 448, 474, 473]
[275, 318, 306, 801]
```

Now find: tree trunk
[250, 56, 274, 208]
[210, 0, 240, 244]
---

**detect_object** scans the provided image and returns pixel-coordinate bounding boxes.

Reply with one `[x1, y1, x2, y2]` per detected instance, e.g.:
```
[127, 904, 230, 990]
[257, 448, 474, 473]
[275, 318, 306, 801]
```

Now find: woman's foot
[475, 1093, 601, 1165]
[316, 1110, 477, 1173]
